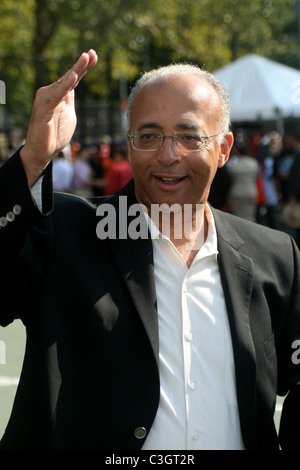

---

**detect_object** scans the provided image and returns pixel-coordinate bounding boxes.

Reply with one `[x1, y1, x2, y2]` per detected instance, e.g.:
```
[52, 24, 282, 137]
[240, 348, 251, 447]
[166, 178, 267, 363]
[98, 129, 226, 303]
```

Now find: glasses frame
[127, 131, 223, 152]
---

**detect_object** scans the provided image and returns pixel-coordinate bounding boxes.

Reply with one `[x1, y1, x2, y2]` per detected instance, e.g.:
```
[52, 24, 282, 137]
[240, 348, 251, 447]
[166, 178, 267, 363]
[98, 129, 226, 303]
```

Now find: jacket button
[13, 205, 21, 215]
[0, 217, 8, 227]
[6, 211, 15, 222]
[134, 427, 147, 439]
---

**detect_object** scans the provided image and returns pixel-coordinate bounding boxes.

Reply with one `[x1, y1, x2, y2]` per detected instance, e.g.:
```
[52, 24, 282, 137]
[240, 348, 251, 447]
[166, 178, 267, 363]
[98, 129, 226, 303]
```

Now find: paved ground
[0, 320, 26, 439]
[0, 319, 283, 443]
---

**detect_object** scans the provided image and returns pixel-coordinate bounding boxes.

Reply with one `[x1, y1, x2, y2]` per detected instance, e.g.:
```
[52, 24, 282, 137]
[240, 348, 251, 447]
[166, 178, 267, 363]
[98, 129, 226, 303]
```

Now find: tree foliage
[0, 0, 299, 130]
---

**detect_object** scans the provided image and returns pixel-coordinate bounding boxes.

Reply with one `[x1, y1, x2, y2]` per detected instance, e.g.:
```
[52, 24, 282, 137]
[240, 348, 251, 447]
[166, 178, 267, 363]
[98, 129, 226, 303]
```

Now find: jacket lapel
[103, 181, 159, 366]
[213, 209, 258, 449]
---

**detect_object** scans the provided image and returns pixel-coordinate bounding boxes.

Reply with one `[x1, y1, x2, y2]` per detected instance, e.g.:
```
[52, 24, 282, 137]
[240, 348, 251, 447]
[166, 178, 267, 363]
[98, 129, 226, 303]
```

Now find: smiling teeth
[160, 177, 182, 182]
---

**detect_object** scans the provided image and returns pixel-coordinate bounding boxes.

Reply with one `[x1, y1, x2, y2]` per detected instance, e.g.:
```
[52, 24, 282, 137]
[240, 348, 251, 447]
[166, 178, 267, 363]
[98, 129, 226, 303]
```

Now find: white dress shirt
[142, 206, 245, 450]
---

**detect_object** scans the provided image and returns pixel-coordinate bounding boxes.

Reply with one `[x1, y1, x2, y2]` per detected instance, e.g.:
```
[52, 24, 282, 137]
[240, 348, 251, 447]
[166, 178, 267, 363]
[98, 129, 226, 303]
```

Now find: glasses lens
[176, 133, 207, 151]
[129, 131, 215, 151]
[133, 132, 162, 151]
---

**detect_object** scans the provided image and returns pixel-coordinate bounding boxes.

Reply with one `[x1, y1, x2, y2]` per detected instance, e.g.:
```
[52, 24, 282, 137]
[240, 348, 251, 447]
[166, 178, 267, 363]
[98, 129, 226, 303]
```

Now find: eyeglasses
[127, 131, 223, 152]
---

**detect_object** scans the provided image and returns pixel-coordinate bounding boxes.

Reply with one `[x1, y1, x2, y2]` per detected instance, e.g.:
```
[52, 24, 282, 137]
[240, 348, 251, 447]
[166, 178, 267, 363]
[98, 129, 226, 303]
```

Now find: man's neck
[149, 204, 207, 268]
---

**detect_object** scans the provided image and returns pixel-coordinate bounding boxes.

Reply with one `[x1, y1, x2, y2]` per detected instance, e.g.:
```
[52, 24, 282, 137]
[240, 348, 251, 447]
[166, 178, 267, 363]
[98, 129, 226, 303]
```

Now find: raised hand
[20, 49, 98, 187]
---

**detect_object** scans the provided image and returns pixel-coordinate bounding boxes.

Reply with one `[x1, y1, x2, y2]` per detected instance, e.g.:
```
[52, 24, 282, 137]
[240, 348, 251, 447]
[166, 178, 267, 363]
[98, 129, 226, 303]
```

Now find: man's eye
[181, 134, 200, 142]
[140, 133, 159, 140]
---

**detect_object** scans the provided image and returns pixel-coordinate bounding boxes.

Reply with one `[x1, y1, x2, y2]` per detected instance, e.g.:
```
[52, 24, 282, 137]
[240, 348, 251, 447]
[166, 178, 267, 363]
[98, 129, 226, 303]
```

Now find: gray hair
[126, 63, 231, 139]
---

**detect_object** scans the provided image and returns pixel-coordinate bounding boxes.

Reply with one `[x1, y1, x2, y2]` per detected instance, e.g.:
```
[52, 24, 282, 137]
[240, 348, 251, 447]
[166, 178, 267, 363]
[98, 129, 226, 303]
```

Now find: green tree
[0, 0, 34, 123]
[0, 0, 299, 135]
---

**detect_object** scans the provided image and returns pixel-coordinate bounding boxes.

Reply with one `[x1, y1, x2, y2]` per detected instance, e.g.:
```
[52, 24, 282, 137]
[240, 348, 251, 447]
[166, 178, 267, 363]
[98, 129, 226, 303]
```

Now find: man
[0, 50, 299, 450]
[52, 150, 74, 193]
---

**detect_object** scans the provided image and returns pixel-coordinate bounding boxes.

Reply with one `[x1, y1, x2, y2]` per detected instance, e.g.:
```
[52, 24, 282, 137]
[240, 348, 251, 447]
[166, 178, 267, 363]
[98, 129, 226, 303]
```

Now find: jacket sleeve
[278, 236, 300, 449]
[0, 150, 53, 326]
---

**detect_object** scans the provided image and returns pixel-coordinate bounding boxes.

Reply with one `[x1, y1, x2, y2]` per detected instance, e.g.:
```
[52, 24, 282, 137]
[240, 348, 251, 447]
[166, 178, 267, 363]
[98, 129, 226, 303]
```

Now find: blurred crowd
[0, 132, 133, 201]
[209, 128, 300, 247]
[0, 127, 299, 247]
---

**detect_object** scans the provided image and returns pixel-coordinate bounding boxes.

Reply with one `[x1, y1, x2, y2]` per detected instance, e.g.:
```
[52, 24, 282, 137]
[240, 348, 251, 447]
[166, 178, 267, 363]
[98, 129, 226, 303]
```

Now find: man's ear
[127, 140, 132, 163]
[218, 132, 234, 168]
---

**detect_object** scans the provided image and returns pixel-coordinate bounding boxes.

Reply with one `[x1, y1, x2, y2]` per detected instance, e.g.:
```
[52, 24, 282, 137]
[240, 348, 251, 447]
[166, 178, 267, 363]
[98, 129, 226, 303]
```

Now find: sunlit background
[1, 0, 300, 142]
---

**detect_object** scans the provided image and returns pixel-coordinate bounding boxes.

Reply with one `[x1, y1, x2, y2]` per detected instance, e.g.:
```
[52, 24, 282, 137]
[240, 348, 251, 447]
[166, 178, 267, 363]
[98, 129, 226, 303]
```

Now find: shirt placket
[181, 269, 202, 449]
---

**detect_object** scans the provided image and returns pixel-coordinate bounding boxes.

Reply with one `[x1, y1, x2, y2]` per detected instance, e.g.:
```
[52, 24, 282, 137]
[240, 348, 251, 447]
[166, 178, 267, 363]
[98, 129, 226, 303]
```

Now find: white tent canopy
[213, 54, 300, 122]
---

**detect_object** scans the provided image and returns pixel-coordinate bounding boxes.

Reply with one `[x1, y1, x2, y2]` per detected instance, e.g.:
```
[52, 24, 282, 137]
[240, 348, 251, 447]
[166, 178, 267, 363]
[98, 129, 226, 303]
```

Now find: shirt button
[185, 332, 193, 342]
[182, 283, 189, 293]
[134, 427, 147, 439]
[190, 382, 198, 390]
[192, 432, 200, 441]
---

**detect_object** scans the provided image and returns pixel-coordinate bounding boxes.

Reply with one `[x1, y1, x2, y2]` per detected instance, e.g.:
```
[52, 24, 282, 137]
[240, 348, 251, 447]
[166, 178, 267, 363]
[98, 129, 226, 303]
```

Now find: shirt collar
[141, 203, 218, 259]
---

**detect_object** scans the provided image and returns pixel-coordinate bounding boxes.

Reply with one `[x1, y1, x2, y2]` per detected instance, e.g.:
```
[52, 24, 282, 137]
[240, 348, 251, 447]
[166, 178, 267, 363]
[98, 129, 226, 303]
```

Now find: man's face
[128, 74, 233, 211]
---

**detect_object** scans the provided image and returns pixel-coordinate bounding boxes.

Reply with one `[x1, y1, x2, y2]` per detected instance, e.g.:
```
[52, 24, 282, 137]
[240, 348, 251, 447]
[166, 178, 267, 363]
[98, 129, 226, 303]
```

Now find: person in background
[105, 144, 133, 195]
[286, 134, 300, 247]
[256, 131, 281, 229]
[89, 144, 105, 197]
[72, 145, 94, 197]
[227, 144, 258, 222]
[52, 150, 74, 193]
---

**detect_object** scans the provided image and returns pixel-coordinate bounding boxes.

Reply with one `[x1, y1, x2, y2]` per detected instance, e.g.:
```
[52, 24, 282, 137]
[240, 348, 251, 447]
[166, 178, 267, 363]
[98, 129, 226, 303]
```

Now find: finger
[47, 50, 98, 106]
[70, 49, 98, 88]
[58, 49, 98, 90]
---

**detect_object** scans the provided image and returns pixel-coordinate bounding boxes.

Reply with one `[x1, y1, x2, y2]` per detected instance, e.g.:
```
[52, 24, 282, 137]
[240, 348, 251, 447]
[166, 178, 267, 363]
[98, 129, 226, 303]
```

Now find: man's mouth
[156, 176, 186, 184]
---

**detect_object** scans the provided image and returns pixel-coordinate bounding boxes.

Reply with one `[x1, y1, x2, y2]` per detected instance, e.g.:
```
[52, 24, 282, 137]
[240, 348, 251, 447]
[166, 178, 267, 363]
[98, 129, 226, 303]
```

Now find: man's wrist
[19, 145, 50, 188]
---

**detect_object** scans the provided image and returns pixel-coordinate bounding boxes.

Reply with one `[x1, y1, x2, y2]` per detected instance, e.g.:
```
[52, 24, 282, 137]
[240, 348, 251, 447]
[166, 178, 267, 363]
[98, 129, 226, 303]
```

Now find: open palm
[20, 50, 98, 186]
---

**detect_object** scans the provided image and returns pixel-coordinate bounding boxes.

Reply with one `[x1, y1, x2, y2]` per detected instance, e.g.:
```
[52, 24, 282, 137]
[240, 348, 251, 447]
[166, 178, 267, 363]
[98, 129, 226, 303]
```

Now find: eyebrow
[136, 122, 203, 132]
[176, 123, 201, 132]
[137, 122, 162, 131]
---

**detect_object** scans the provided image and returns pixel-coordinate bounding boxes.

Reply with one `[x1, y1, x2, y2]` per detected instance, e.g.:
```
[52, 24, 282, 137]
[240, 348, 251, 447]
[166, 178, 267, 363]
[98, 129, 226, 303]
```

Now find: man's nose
[156, 137, 181, 165]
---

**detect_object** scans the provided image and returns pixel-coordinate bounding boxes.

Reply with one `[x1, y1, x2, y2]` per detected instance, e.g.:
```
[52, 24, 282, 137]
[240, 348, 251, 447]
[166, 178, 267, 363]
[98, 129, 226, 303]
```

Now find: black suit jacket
[0, 151, 300, 450]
